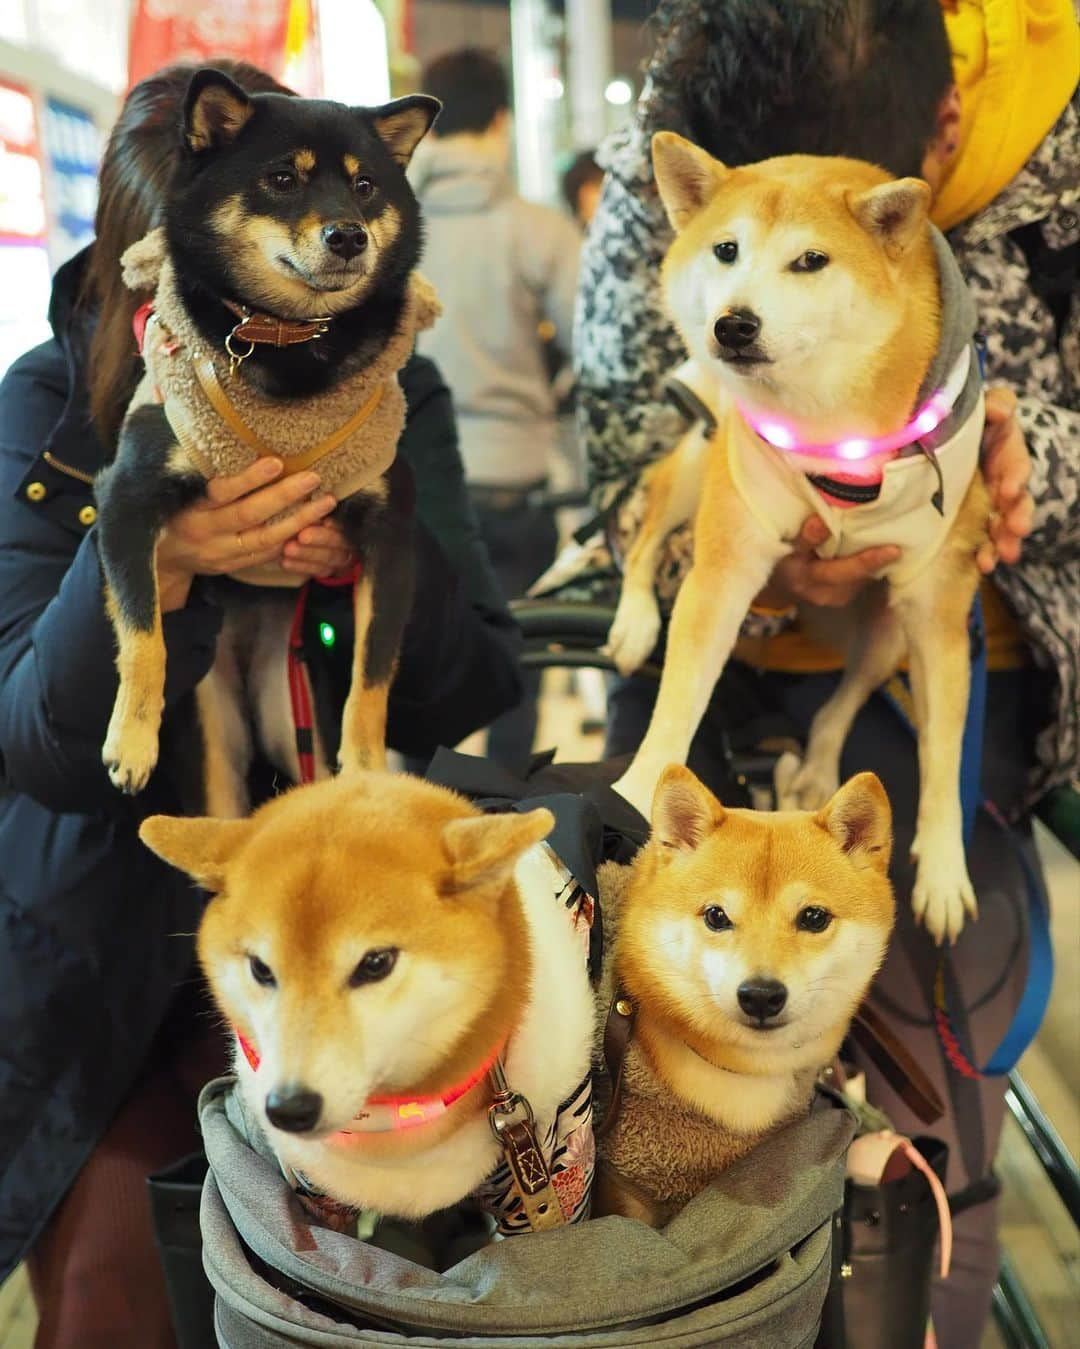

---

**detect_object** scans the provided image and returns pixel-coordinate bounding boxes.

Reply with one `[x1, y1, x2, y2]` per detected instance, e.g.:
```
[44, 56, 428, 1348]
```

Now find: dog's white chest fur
[251, 844, 595, 1219]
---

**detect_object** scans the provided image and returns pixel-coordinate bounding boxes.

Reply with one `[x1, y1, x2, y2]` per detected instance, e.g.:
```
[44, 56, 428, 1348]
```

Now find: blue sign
[42, 98, 100, 266]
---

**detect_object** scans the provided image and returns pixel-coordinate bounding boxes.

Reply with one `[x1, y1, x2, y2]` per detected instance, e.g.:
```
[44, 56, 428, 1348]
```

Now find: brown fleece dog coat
[594, 861, 814, 1224]
[121, 228, 441, 586]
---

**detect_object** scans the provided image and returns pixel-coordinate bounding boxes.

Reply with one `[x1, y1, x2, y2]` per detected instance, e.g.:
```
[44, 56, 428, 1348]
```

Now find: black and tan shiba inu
[96, 69, 440, 813]
[609, 136, 990, 944]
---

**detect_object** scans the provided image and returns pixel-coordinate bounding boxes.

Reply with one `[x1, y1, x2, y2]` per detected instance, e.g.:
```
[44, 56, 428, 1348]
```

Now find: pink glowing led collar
[740, 348, 971, 464]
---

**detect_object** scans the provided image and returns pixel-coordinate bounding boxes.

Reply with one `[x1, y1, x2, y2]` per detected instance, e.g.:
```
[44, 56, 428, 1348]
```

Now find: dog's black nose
[737, 978, 788, 1022]
[322, 222, 368, 259]
[714, 308, 761, 349]
[265, 1086, 323, 1132]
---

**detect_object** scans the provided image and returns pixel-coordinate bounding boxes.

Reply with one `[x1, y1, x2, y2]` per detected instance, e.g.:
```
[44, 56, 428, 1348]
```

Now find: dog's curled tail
[121, 227, 167, 292]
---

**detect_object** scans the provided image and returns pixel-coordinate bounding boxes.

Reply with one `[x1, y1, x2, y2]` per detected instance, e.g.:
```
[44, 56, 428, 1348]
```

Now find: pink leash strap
[847, 1130, 953, 1279]
[897, 1136, 953, 1279]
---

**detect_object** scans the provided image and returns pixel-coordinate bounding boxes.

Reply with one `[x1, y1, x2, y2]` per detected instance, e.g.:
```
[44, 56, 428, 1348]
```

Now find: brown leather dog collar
[222, 298, 331, 348]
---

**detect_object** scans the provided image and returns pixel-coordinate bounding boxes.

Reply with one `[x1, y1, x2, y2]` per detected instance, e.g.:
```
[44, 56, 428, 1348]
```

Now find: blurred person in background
[413, 48, 583, 770]
[0, 60, 520, 1348]
[573, 0, 1076, 1342]
[562, 149, 604, 229]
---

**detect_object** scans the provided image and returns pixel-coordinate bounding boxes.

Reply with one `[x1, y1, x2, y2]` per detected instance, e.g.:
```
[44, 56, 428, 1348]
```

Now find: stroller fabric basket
[199, 1075, 854, 1348]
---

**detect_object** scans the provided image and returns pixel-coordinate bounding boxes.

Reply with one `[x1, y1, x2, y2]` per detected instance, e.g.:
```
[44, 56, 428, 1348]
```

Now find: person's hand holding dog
[760, 389, 1033, 610]
[156, 458, 355, 612]
[977, 386, 1034, 574]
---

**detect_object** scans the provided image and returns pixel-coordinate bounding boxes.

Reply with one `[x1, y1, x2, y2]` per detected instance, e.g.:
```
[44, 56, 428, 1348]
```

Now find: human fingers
[280, 544, 354, 577]
[981, 389, 1030, 508]
[793, 515, 831, 553]
[200, 457, 284, 507]
[289, 523, 347, 550]
[983, 384, 1018, 425]
[220, 472, 325, 533]
[978, 495, 1035, 573]
[1002, 492, 1035, 546]
[798, 546, 901, 606]
[230, 493, 337, 558]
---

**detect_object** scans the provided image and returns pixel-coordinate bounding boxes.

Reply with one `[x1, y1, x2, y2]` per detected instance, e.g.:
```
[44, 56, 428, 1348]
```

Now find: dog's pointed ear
[139, 815, 253, 892]
[441, 807, 554, 894]
[367, 95, 441, 167]
[848, 178, 931, 258]
[651, 132, 728, 231]
[184, 69, 254, 153]
[651, 765, 726, 851]
[814, 773, 892, 872]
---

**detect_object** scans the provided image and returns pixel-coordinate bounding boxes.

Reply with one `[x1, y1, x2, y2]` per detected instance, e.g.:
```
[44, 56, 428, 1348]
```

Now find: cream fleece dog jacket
[121, 228, 440, 585]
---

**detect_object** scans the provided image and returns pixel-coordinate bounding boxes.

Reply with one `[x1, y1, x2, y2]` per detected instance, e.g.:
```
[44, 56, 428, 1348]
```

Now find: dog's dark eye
[267, 170, 299, 193]
[349, 947, 399, 986]
[791, 250, 830, 273]
[353, 176, 376, 200]
[796, 906, 833, 933]
[713, 241, 738, 264]
[249, 954, 276, 987]
[703, 905, 734, 932]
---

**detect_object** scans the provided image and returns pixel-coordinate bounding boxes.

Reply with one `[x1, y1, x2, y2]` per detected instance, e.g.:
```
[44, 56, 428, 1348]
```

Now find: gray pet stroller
[149, 759, 857, 1347]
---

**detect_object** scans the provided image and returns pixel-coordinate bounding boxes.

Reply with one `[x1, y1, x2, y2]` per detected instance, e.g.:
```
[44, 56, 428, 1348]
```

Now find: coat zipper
[43, 450, 95, 486]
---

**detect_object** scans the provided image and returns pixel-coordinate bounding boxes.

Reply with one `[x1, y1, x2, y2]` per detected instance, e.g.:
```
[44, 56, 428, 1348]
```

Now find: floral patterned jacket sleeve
[949, 95, 1079, 804]
[573, 124, 686, 514]
[574, 101, 1079, 807]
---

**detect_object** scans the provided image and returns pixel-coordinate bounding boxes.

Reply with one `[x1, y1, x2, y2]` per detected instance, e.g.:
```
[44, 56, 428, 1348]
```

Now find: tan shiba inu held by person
[594, 765, 895, 1227]
[609, 140, 989, 944]
[140, 770, 596, 1230]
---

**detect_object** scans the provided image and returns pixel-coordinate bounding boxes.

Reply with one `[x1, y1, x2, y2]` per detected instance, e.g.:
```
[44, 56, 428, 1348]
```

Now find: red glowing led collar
[234, 1029, 506, 1134]
[740, 347, 971, 465]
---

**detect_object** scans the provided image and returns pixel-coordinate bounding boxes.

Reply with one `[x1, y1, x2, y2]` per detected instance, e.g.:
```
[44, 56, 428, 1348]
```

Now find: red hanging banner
[128, 0, 321, 96]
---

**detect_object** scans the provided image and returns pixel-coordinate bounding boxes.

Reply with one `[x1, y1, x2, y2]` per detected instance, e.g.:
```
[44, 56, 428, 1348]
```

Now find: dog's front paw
[774, 751, 838, 811]
[606, 588, 661, 677]
[102, 716, 160, 795]
[911, 835, 978, 945]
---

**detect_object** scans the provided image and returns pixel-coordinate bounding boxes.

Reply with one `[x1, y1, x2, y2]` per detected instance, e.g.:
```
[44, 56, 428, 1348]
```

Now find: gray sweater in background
[411, 139, 582, 488]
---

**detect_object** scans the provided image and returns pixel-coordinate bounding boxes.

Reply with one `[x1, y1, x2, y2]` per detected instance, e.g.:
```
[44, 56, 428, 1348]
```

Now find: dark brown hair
[561, 150, 602, 218]
[642, 0, 952, 179]
[84, 60, 291, 448]
[420, 49, 509, 138]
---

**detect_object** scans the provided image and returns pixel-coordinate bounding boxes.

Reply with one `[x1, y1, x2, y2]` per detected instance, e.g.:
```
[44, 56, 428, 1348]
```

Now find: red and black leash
[286, 564, 361, 784]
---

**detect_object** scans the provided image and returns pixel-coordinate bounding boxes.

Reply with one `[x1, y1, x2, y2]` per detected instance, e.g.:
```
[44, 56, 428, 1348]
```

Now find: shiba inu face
[140, 774, 551, 1141]
[620, 767, 894, 1073]
[652, 134, 937, 432]
[167, 69, 439, 319]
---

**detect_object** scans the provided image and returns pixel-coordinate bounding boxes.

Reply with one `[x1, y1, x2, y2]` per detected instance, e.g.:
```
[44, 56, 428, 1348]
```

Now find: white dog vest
[671, 348, 984, 591]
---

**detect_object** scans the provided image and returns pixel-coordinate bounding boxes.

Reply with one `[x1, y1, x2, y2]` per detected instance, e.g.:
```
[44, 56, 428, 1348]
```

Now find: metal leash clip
[487, 1058, 535, 1141]
[485, 1060, 565, 1232]
[225, 316, 257, 376]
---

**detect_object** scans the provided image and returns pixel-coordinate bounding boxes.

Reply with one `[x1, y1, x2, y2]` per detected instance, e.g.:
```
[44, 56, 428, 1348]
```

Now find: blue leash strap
[959, 594, 987, 845]
[932, 802, 1054, 1079]
[885, 594, 1053, 1076]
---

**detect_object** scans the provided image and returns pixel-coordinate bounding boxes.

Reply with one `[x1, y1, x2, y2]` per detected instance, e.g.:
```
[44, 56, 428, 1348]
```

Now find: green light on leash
[318, 622, 336, 649]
